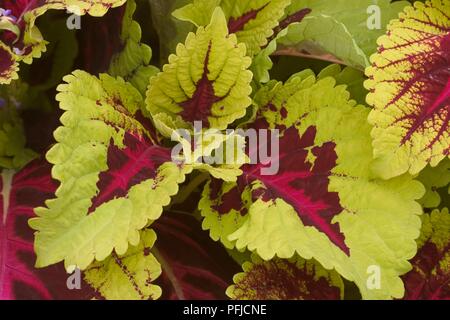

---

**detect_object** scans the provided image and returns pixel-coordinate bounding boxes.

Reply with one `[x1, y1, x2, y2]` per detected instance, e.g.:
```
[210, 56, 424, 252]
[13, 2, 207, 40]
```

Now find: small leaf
[417, 159, 450, 209]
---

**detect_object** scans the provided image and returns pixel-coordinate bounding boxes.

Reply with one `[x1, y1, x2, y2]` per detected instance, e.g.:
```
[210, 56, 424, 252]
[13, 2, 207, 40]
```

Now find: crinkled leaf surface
[0, 160, 93, 299]
[227, 254, 343, 300]
[200, 72, 425, 299]
[30, 70, 190, 270]
[402, 208, 450, 300]
[146, 8, 253, 130]
[366, 0, 450, 179]
[84, 229, 162, 300]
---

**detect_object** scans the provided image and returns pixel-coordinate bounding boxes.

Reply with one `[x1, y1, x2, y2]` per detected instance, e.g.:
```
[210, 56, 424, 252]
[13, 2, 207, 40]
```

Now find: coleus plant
[0, 0, 449, 300]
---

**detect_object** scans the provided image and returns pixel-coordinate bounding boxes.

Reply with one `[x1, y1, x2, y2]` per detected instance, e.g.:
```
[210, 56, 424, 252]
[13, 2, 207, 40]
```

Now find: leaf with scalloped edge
[29, 70, 191, 271]
[173, 0, 292, 57]
[1, 160, 94, 300]
[417, 159, 450, 209]
[0, 0, 127, 82]
[84, 210, 241, 300]
[227, 254, 343, 300]
[146, 8, 253, 130]
[84, 229, 162, 300]
[200, 72, 425, 299]
[108, 0, 159, 96]
[365, 0, 450, 179]
[402, 208, 450, 300]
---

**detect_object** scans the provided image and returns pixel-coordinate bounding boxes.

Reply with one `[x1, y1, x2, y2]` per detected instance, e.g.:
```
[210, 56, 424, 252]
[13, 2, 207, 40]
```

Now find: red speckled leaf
[0, 160, 93, 299]
[227, 255, 343, 300]
[366, 0, 450, 178]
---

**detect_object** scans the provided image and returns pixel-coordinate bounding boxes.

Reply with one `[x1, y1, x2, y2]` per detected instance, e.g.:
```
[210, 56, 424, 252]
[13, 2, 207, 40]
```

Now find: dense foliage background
[0, 0, 448, 300]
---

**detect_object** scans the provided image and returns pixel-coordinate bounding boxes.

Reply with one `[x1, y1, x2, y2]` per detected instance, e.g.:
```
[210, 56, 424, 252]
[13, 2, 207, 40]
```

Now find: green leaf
[84, 229, 162, 300]
[0, 86, 37, 169]
[30, 70, 190, 270]
[417, 159, 450, 209]
[276, 0, 409, 69]
[200, 72, 425, 299]
[108, 0, 159, 96]
[172, 0, 221, 27]
[146, 8, 253, 130]
[365, 0, 450, 179]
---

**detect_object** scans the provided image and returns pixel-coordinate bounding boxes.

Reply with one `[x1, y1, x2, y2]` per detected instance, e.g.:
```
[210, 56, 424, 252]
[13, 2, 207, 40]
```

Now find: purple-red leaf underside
[0, 160, 93, 299]
[153, 211, 240, 300]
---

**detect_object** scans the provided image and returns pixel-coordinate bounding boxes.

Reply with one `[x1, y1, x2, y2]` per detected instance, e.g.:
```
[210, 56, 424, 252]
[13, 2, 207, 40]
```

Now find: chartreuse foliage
[0, 84, 37, 169]
[173, 0, 292, 57]
[0, 0, 126, 84]
[29, 70, 191, 270]
[146, 8, 253, 130]
[200, 72, 425, 299]
[365, 0, 450, 179]
[84, 229, 162, 300]
[1, 0, 449, 301]
[227, 254, 344, 300]
[108, 0, 159, 96]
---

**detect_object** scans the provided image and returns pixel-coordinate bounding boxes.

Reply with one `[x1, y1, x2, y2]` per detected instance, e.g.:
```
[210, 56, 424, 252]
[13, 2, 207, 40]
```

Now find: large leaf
[29, 70, 191, 270]
[365, 0, 450, 179]
[200, 71, 425, 299]
[146, 8, 253, 130]
[227, 254, 343, 300]
[0, 0, 127, 83]
[402, 208, 450, 300]
[84, 210, 240, 300]
[0, 160, 92, 299]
